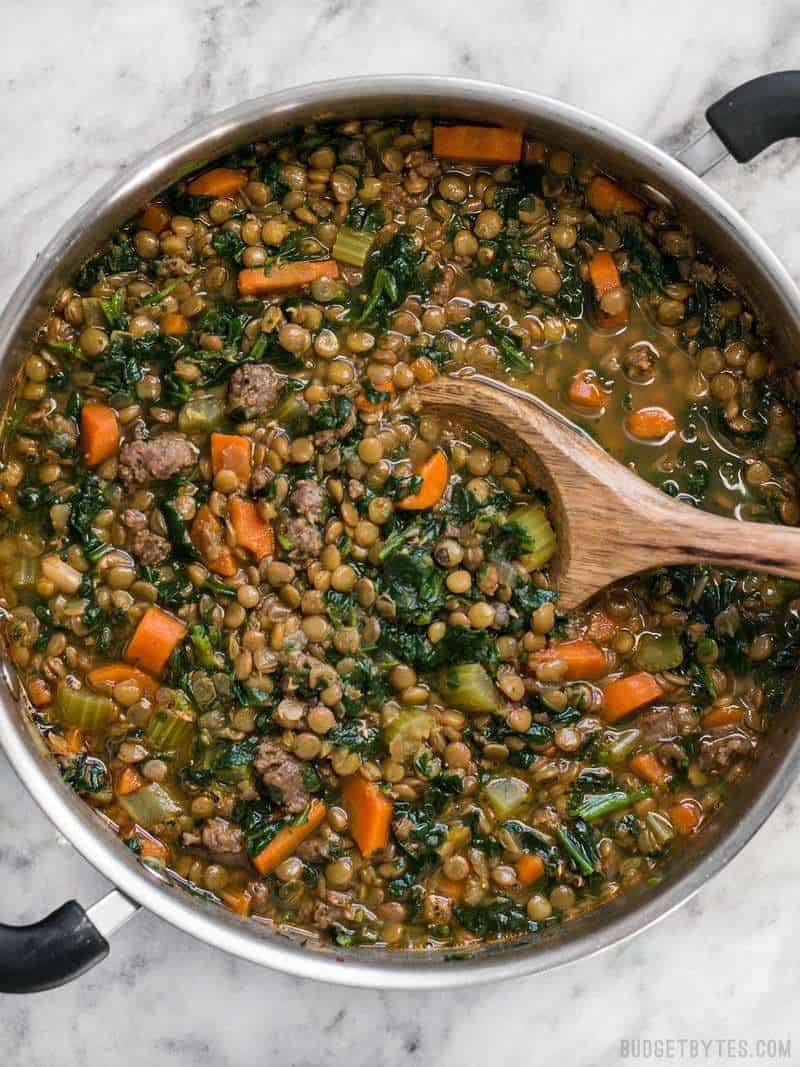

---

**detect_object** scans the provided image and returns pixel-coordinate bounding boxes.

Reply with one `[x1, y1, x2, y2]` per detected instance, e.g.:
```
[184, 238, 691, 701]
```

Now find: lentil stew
[2, 116, 799, 953]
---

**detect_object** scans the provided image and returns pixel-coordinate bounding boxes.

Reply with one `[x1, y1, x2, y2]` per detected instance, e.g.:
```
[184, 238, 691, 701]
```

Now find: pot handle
[0, 888, 138, 993]
[679, 71, 800, 175]
[707, 71, 800, 163]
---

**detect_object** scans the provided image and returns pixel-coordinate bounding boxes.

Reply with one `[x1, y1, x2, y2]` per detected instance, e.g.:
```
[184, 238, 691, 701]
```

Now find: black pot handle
[0, 901, 108, 994]
[707, 70, 800, 163]
[0, 889, 137, 993]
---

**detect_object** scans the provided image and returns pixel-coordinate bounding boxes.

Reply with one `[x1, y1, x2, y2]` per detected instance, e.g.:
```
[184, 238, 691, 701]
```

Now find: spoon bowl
[420, 375, 800, 611]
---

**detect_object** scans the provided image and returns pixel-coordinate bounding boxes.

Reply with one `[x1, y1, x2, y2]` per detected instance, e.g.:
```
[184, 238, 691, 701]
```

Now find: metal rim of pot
[2, 73, 800, 992]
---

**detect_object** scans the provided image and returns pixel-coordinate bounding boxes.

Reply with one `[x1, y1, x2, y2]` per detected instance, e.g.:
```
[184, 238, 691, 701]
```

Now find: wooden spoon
[419, 375, 800, 612]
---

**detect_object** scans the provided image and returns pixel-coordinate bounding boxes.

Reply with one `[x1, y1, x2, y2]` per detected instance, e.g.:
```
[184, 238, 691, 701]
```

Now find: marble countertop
[2, 2, 800, 1062]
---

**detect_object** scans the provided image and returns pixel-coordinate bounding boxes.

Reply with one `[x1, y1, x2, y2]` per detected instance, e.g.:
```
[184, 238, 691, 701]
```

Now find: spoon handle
[420, 377, 800, 608]
[643, 499, 800, 582]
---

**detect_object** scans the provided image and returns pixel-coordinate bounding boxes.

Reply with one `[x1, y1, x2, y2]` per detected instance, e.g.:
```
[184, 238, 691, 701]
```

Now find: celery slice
[437, 663, 498, 713]
[333, 226, 376, 268]
[634, 632, 683, 672]
[56, 681, 114, 732]
[178, 391, 225, 434]
[603, 727, 641, 763]
[10, 557, 39, 591]
[383, 706, 435, 744]
[510, 505, 557, 569]
[119, 783, 183, 829]
[484, 776, 530, 818]
[146, 706, 196, 751]
[269, 393, 310, 435]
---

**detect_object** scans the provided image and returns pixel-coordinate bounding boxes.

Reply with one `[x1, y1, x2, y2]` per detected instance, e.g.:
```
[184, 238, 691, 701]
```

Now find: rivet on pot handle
[0, 889, 138, 993]
[678, 71, 800, 177]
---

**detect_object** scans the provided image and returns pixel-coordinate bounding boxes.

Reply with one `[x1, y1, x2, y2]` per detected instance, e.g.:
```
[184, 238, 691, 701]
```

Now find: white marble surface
[2, 1, 800, 1062]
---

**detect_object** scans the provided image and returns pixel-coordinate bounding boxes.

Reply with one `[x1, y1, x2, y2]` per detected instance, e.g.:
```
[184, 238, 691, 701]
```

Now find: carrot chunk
[628, 752, 669, 787]
[341, 776, 393, 857]
[568, 371, 606, 409]
[229, 497, 274, 561]
[670, 800, 702, 835]
[123, 824, 170, 864]
[588, 250, 629, 329]
[81, 403, 120, 467]
[138, 203, 171, 233]
[87, 663, 159, 698]
[160, 312, 189, 337]
[355, 380, 393, 412]
[396, 451, 449, 511]
[531, 638, 607, 681]
[702, 704, 744, 729]
[115, 767, 144, 796]
[587, 176, 645, 216]
[190, 504, 237, 577]
[626, 406, 677, 440]
[220, 889, 253, 917]
[432, 125, 523, 165]
[210, 432, 252, 484]
[602, 672, 664, 722]
[251, 799, 327, 875]
[237, 260, 340, 296]
[187, 167, 248, 197]
[27, 677, 53, 708]
[438, 877, 466, 902]
[64, 728, 85, 754]
[516, 853, 545, 886]
[125, 606, 187, 678]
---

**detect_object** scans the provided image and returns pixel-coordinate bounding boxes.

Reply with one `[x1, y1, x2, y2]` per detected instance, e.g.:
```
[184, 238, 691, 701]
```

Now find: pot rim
[2, 74, 799, 989]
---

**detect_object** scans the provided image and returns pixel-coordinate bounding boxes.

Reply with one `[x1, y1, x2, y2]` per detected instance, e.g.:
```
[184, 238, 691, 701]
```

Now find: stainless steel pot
[2, 73, 800, 992]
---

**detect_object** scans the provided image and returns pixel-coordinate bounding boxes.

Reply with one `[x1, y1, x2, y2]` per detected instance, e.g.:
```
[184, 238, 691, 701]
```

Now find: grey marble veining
[2, 2, 800, 1063]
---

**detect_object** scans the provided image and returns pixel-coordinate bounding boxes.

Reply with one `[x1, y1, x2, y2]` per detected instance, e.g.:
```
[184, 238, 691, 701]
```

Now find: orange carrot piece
[629, 752, 669, 787]
[87, 663, 159, 698]
[27, 677, 53, 708]
[64, 727, 85, 754]
[229, 497, 274, 561]
[123, 824, 170, 864]
[396, 451, 449, 511]
[355, 380, 394, 412]
[220, 889, 253, 917]
[190, 504, 237, 577]
[438, 877, 465, 902]
[138, 203, 171, 233]
[670, 801, 702, 836]
[115, 767, 144, 796]
[160, 312, 189, 337]
[626, 406, 677, 441]
[587, 175, 645, 216]
[237, 260, 340, 296]
[252, 799, 327, 875]
[603, 672, 664, 722]
[432, 125, 523, 165]
[516, 853, 545, 887]
[81, 403, 120, 467]
[588, 250, 622, 296]
[210, 433, 252, 484]
[532, 638, 607, 681]
[703, 705, 744, 729]
[568, 372, 605, 410]
[187, 167, 248, 197]
[588, 250, 629, 329]
[341, 776, 393, 857]
[586, 610, 618, 644]
[125, 606, 187, 678]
